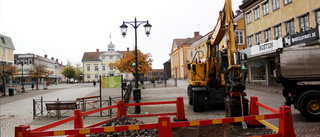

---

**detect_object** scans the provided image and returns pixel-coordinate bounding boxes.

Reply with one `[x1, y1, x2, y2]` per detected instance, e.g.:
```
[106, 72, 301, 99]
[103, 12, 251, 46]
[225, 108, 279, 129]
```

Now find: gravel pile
[90, 116, 158, 137]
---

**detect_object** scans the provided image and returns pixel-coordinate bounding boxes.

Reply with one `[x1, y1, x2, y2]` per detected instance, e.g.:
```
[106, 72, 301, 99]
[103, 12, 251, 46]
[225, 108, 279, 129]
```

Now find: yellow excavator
[187, 0, 248, 117]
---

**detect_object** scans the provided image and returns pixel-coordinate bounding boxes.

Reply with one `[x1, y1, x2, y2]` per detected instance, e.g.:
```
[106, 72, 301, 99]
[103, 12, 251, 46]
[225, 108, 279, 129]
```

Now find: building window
[126, 73, 129, 77]
[274, 24, 282, 39]
[283, 0, 292, 5]
[264, 29, 271, 42]
[117, 56, 120, 59]
[299, 14, 310, 32]
[246, 11, 252, 24]
[262, 2, 269, 16]
[254, 7, 260, 20]
[102, 65, 106, 71]
[255, 32, 262, 45]
[247, 35, 253, 47]
[202, 44, 205, 56]
[87, 74, 90, 79]
[2, 49, 5, 56]
[110, 65, 113, 70]
[94, 65, 98, 71]
[235, 30, 244, 45]
[316, 10, 320, 25]
[87, 65, 90, 71]
[109, 56, 113, 59]
[29, 59, 33, 64]
[285, 20, 294, 35]
[191, 50, 193, 57]
[272, 0, 280, 11]
[1, 37, 5, 45]
[95, 74, 99, 79]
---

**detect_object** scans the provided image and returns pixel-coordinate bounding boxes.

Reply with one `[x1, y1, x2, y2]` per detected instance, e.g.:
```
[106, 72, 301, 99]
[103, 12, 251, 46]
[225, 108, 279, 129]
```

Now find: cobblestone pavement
[0, 83, 99, 137]
[2, 80, 320, 137]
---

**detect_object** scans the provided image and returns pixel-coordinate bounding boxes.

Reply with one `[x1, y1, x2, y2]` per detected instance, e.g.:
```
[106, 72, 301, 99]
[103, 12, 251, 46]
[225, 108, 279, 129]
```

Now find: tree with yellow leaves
[0, 64, 18, 96]
[109, 50, 152, 79]
[27, 65, 49, 90]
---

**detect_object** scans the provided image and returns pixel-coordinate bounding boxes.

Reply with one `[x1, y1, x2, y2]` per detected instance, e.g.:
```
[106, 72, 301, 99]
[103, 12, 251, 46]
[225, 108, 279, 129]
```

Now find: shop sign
[284, 27, 319, 47]
[250, 39, 283, 56]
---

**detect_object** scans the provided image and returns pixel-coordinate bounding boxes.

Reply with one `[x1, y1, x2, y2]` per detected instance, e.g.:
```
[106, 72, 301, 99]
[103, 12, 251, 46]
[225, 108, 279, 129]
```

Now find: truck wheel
[193, 91, 205, 112]
[299, 92, 320, 121]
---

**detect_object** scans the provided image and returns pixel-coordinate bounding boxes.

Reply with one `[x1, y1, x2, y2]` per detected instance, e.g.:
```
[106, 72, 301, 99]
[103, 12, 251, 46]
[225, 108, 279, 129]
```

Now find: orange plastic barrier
[15, 96, 295, 137]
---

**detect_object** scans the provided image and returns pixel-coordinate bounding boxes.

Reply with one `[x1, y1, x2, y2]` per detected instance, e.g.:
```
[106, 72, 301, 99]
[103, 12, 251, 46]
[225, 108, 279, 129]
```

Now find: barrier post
[117, 100, 126, 118]
[248, 96, 260, 125]
[15, 125, 30, 137]
[158, 116, 172, 137]
[74, 109, 85, 137]
[278, 106, 296, 137]
[174, 97, 188, 121]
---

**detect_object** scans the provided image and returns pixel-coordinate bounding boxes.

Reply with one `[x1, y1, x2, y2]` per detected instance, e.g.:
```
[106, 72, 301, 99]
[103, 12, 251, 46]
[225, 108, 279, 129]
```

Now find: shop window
[264, 28, 271, 42]
[274, 24, 282, 39]
[285, 20, 294, 35]
[251, 60, 266, 80]
[262, 2, 269, 16]
[299, 14, 310, 32]
[255, 32, 262, 45]
[254, 7, 260, 20]
[272, 0, 280, 11]
[246, 11, 252, 24]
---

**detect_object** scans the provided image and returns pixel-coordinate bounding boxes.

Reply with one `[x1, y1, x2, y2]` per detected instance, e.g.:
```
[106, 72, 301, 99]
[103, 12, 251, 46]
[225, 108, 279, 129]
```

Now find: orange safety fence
[15, 96, 295, 137]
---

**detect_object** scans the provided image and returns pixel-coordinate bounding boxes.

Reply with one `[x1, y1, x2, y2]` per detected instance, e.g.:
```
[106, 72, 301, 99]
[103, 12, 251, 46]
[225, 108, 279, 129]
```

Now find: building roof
[0, 34, 15, 50]
[82, 49, 132, 62]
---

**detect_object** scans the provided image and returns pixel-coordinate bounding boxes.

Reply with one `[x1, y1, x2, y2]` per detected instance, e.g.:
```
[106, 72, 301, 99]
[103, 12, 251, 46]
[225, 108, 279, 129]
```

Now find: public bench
[45, 102, 77, 119]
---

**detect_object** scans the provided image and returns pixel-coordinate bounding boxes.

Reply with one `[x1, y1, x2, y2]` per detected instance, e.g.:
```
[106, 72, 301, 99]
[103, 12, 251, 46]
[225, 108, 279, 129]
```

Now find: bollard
[278, 106, 296, 137]
[158, 116, 172, 137]
[117, 100, 127, 118]
[174, 97, 188, 122]
[248, 96, 261, 126]
[15, 125, 30, 137]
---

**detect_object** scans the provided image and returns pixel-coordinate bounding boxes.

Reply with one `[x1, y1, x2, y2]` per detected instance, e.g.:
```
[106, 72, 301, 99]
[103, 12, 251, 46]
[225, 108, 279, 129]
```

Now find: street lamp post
[120, 17, 152, 114]
[19, 59, 25, 92]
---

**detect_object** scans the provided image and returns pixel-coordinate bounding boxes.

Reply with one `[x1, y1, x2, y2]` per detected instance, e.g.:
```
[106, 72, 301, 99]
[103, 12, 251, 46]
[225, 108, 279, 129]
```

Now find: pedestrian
[93, 81, 96, 87]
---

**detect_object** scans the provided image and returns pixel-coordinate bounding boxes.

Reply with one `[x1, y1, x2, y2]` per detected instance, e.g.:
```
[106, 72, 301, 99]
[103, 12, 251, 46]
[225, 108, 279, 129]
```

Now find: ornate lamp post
[120, 18, 152, 114]
[19, 59, 25, 92]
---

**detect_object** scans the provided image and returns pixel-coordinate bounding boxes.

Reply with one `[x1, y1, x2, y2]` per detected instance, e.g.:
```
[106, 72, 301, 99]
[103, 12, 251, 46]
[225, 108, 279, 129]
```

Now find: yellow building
[170, 32, 203, 79]
[0, 34, 15, 65]
[191, 12, 245, 62]
[81, 42, 134, 82]
[240, 0, 320, 85]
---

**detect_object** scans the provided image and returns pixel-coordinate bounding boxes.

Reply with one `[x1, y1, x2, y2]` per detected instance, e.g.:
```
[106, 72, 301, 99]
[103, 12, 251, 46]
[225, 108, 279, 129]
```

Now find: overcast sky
[1, 0, 243, 69]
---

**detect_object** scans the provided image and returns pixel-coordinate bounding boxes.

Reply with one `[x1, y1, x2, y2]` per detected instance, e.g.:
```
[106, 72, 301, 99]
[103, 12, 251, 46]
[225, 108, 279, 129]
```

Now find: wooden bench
[46, 102, 77, 119]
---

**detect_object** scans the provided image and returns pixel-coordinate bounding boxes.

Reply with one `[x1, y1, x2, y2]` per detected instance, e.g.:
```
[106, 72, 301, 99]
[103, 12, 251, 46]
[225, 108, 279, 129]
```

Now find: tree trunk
[36, 78, 39, 90]
[2, 78, 5, 96]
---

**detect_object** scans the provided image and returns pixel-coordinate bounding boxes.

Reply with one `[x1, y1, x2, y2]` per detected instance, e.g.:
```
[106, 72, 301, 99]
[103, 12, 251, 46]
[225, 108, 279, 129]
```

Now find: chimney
[44, 54, 48, 58]
[194, 31, 199, 37]
[56, 59, 59, 63]
[96, 49, 99, 52]
[127, 47, 129, 52]
[51, 57, 54, 60]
